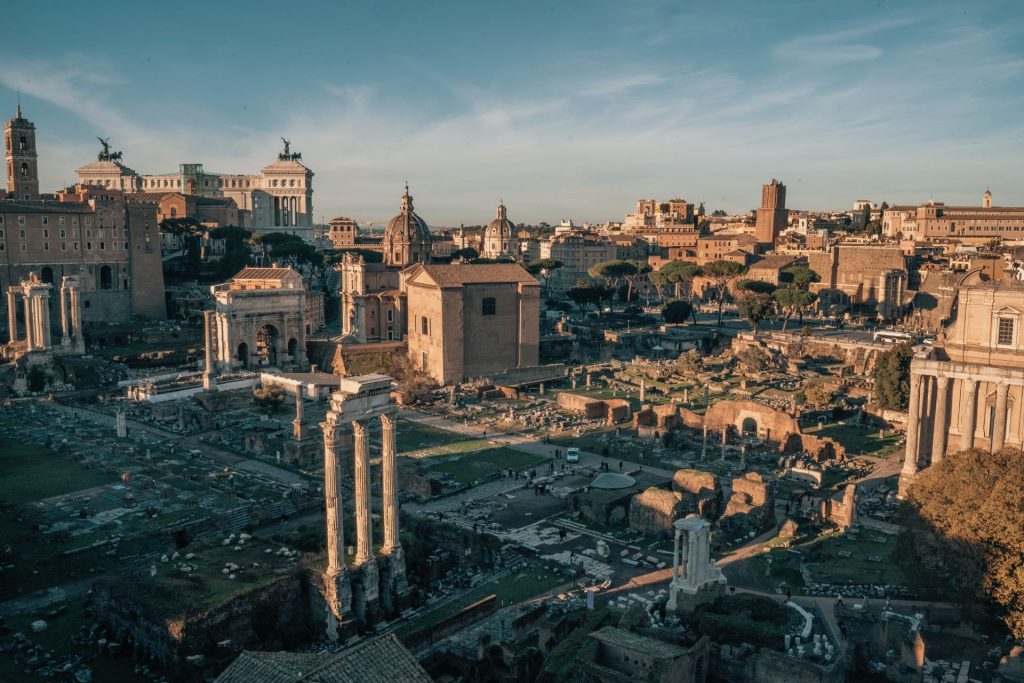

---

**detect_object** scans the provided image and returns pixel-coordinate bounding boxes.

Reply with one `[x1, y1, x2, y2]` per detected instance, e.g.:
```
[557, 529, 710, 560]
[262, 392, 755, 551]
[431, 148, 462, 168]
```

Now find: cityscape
[2, 2, 1024, 683]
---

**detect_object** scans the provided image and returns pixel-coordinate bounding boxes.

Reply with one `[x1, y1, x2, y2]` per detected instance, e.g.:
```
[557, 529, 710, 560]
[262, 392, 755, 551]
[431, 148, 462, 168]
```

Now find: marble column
[992, 383, 1009, 453]
[672, 527, 681, 579]
[902, 373, 924, 477]
[59, 285, 69, 345]
[6, 290, 18, 344]
[23, 294, 34, 349]
[202, 310, 217, 389]
[930, 375, 950, 464]
[353, 420, 373, 566]
[959, 379, 979, 451]
[323, 426, 345, 577]
[381, 413, 400, 554]
[292, 384, 306, 439]
[37, 294, 52, 348]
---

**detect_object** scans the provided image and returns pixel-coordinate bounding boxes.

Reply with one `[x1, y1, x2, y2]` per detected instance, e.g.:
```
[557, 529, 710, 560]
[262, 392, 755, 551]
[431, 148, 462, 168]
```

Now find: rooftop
[590, 626, 690, 659]
[415, 263, 539, 287]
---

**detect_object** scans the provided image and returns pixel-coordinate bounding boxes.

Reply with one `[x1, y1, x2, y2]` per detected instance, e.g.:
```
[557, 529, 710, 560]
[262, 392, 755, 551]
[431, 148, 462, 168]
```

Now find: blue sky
[4, 0, 1023, 225]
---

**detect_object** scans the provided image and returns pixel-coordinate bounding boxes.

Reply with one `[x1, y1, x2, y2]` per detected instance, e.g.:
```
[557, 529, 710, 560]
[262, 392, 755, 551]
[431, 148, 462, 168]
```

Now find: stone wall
[672, 469, 724, 520]
[719, 472, 775, 536]
[629, 487, 686, 533]
[556, 392, 631, 424]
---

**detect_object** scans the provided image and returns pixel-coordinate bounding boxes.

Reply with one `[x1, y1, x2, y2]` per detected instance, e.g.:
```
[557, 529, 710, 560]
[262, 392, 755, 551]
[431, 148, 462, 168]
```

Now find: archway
[255, 324, 279, 367]
[287, 337, 298, 359]
[741, 417, 758, 438]
[100, 265, 112, 290]
[40, 267, 54, 284]
[236, 342, 249, 368]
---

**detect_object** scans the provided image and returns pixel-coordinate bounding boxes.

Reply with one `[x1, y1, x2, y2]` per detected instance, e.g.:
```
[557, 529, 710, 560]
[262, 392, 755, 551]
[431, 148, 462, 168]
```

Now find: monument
[666, 516, 726, 612]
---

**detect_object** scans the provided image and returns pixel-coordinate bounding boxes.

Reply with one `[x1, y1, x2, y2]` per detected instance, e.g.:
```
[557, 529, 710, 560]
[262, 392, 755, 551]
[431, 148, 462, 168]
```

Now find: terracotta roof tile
[416, 263, 538, 286]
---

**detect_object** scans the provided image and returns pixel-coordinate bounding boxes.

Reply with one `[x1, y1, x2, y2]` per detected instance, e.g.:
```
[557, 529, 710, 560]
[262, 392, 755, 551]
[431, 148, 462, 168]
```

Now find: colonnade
[321, 383, 407, 637]
[666, 516, 725, 611]
[900, 359, 1024, 496]
[7, 274, 84, 353]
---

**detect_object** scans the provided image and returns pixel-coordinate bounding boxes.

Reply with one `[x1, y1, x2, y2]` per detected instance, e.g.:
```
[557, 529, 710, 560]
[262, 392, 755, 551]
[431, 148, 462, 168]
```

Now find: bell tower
[5, 104, 39, 200]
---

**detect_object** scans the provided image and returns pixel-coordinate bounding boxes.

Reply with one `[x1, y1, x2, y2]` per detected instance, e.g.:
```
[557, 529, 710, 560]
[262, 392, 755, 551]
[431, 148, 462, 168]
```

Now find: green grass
[397, 420, 476, 453]
[805, 533, 911, 586]
[421, 447, 548, 485]
[0, 436, 117, 505]
[815, 423, 901, 457]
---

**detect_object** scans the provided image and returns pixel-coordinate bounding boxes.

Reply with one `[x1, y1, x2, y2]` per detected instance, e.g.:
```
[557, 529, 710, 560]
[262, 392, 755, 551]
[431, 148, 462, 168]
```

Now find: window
[42, 229, 48, 238]
[998, 317, 1015, 346]
[482, 297, 496, 316]
[43, 242, 49, 251]
[386, 309, 393, 322]
[74, 242, 79, 250]
[18, 216, 25, 226]
[42, 216, 48, 225]
[420, 316, 430, 336]
[421, 351, 429, 370]
[59, 216, 65, 226]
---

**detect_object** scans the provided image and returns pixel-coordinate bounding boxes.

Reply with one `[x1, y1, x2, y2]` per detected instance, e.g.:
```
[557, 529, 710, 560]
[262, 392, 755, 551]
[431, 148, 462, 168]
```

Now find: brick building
[2, 106, 166, 328]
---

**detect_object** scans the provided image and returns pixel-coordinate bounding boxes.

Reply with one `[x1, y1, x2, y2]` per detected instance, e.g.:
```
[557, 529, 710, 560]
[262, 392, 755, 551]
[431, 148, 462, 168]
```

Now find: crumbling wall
[672, 469, 723, 520]
[719, 472, 775, 536]
[629, 487, 686, 533]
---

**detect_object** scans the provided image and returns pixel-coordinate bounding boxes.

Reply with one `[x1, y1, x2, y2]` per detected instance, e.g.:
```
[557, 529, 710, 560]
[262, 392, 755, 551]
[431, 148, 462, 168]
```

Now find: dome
[591, 472, 637, 490]
[382, 184, 431, 267]
[484, 202, 515, 239]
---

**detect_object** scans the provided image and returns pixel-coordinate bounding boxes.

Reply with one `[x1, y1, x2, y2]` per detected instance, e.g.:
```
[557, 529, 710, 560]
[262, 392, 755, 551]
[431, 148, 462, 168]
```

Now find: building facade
[882, 192, 1024, 243]
[76, 139, 313, 230]
[328, 217, 359, 248]
[900, 278, 1024, 495]
[1, 108, 166, 327]
[404, 263, 539, 384]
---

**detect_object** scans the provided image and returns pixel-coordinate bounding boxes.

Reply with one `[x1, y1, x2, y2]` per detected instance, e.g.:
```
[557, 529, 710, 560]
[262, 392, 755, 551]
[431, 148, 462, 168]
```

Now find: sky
[4, 0, 1024, 226]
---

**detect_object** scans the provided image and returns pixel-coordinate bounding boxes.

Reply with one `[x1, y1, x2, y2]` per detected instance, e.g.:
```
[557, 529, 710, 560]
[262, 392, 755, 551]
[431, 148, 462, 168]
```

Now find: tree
[736, 291, 773, 334]
[902, 447, 1024, 637]
[526, 258, 563, 299]
[567, 284, 605, 315]
[702, 260, 747, 326]
[803, 384, 834, 410]
[649, 271, 670, 301]
[588, 260, 638, 301]
[623, 260, 652, 302]
[736, 347, 769, 373]
[388, 354, 439, 405]
[676, 349, 702, 376]
[660, 261, 702, 300]
[872, 342, 913, 409]
[773, 288, 818, 332]
[452, 247, 479, 261]
[252, 385, 286, 413]
[662, 300, 693, 324]
[780, 266, 820, 290]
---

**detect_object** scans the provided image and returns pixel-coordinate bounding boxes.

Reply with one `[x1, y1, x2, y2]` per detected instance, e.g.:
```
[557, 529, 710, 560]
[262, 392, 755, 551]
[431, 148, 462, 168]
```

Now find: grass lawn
[0, 436, 117, 505]
[805, 533, 911, 587]
[815, 423, 901, 457]
[421, 447, 548, 485]
[397, 420, 476, 453]
[396, 561, 564, 639]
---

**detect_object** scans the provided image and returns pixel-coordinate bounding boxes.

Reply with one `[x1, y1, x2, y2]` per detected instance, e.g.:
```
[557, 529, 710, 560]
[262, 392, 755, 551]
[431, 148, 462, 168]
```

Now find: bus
[873, 330, 913, 344]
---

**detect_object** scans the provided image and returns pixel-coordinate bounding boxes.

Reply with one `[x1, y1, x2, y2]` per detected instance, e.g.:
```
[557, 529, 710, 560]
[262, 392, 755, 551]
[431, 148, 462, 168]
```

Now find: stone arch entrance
[237, 342, 249, 368]
[255, 324, 279, 367]
[741, 417, 758, 438]
[40, 267, 54, 284]
[287, 337, 298, 360]
[100, 265, 113, 290]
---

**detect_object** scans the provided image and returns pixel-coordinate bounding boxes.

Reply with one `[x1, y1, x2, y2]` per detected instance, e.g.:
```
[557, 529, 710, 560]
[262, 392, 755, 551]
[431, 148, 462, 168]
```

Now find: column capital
[321, 423, 337, 446]
[381, 412, 396, 429]
[352, 419, 366, 436]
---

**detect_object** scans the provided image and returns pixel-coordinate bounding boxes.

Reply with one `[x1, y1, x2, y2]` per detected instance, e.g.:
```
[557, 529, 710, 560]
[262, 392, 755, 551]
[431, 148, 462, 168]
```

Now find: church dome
[382, 184, 431, 267]
[484, 202, 515, 239]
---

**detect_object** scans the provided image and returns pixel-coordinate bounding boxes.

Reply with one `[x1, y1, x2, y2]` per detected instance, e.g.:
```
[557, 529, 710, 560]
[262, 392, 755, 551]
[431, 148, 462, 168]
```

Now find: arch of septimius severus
[900, 277, 1024, 496]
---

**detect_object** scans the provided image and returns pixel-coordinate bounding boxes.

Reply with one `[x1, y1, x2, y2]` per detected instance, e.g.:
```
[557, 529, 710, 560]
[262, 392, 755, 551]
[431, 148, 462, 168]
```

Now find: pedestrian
[619, 460, 623, 472]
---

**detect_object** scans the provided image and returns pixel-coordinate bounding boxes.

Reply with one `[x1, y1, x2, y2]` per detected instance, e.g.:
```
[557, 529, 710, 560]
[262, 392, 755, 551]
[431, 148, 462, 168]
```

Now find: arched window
[19, 162, 28, 178]
[41, 266, 54, 284]
[100, 265, 112, 289]
[482, 297, 496, 316]
[170, 207, 177, 218]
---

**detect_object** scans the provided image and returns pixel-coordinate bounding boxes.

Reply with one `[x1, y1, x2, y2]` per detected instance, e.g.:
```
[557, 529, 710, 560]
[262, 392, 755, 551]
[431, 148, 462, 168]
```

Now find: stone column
[352, 420, 373, 566]
[6, 290, 18, 344]
[203, 310, 217, 389]
[701, 424, 708, 460]
[639, 380, 646, 402]
[23, 293, 34, 349]
[930, 375, 950, 465]
[902, 373, 923, 477]
[39, 293, 52, 348]
[69, 286, 83, 351]
[59, 285, 69, 346]
[672, 526, 681, 579]
[292, 384, 306, 440]
[381, 413, 400, 554]
[992, 383, 1009, 453]
[323, 425, 345, 577]
[959, 379, 978, 451]
[680, 531, 689, 581]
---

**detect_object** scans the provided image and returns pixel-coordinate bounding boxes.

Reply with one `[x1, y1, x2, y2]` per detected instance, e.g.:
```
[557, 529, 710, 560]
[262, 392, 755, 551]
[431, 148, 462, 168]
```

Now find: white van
[566, 447, 580, 463]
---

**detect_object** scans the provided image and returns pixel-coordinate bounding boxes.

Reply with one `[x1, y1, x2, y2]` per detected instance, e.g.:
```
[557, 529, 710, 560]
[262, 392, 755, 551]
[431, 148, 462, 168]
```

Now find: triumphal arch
[209, 267, 308, 372]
